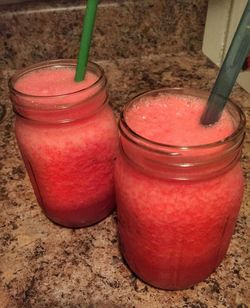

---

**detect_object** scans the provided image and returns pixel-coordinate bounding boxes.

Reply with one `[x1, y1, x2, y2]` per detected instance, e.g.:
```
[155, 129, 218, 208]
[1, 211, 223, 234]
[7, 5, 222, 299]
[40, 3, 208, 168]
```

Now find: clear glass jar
[115, 88, 245, 290]
[9, 60, 118, 228]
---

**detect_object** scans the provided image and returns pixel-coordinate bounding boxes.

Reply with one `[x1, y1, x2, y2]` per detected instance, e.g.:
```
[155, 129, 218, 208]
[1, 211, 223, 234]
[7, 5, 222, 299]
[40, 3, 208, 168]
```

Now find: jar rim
[8, 59, 106, 102]
[119, 87, 246, 152]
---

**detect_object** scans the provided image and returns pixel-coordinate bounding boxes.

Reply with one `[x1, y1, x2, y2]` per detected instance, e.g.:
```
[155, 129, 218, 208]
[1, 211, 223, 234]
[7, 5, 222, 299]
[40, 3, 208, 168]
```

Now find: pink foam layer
[126, 94, 234, 146]
[15, 67, 97, 97]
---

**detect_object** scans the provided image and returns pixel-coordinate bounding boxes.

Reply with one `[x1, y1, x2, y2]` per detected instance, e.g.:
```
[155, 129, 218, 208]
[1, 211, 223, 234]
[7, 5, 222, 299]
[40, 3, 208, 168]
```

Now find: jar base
[41, 201, 115, 228]
[120, 248, 219, 291]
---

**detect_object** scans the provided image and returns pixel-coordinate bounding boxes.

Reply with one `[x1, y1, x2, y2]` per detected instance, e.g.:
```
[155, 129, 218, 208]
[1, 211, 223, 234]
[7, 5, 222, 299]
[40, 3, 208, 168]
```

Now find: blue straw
[201, 2, 250, 125]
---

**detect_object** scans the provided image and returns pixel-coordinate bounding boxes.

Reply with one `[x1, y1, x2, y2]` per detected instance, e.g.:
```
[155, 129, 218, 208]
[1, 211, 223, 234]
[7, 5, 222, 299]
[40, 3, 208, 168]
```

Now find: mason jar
[115, 88, 245, 290]
[9, 60, 118, 228]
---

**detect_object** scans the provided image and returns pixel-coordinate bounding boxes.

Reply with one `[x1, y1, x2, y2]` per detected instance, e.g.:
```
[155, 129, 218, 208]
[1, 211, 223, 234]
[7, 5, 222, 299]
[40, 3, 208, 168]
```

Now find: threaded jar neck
[119, 88, 246, 181]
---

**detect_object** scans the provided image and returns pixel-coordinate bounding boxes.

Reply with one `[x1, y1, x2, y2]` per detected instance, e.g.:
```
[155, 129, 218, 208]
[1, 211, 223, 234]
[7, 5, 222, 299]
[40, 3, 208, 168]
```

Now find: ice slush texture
[125, 94, 234, 145]
[115, 93, 244, 289]
[15, 66, 118, 227]
[15, 67, 96, 96]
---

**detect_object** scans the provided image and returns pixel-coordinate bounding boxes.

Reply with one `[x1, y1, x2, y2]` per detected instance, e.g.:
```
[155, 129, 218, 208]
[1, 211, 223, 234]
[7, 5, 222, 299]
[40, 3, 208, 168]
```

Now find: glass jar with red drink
[9, 60, 118, 228]
[115, 88, 245, 290]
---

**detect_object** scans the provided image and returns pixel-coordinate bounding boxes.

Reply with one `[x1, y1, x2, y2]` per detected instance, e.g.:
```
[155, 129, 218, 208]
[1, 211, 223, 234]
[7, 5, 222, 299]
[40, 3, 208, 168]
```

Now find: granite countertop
[0, 1, 249, 307]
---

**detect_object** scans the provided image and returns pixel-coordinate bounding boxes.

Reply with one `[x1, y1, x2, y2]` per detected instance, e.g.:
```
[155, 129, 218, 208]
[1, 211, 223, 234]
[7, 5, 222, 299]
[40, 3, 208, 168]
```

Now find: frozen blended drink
[115, 88, 245, 290]
[9, 60, 118, 228]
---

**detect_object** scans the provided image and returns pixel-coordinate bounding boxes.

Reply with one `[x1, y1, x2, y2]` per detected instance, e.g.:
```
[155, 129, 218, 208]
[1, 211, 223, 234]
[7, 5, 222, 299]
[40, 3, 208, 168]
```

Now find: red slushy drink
[115, 88, 245, 290]
[9, 60, 118, 228]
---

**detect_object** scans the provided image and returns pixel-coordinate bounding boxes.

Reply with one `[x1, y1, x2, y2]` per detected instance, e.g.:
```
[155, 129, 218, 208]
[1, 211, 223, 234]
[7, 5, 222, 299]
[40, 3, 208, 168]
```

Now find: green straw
[75, 0, 99, 82]
[201, 2, 250, 125]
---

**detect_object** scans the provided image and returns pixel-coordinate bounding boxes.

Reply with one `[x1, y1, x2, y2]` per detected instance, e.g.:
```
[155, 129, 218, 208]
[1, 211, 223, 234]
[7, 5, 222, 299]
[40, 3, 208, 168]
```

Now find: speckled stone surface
[0, 0, 207, 69]
[0, 1, 249, 307]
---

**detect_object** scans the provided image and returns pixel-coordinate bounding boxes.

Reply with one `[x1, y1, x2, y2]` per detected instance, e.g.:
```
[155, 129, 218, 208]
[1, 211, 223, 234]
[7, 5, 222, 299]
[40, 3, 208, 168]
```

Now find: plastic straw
[75, 0, 99, 82]
[201, 2, 250, 125]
